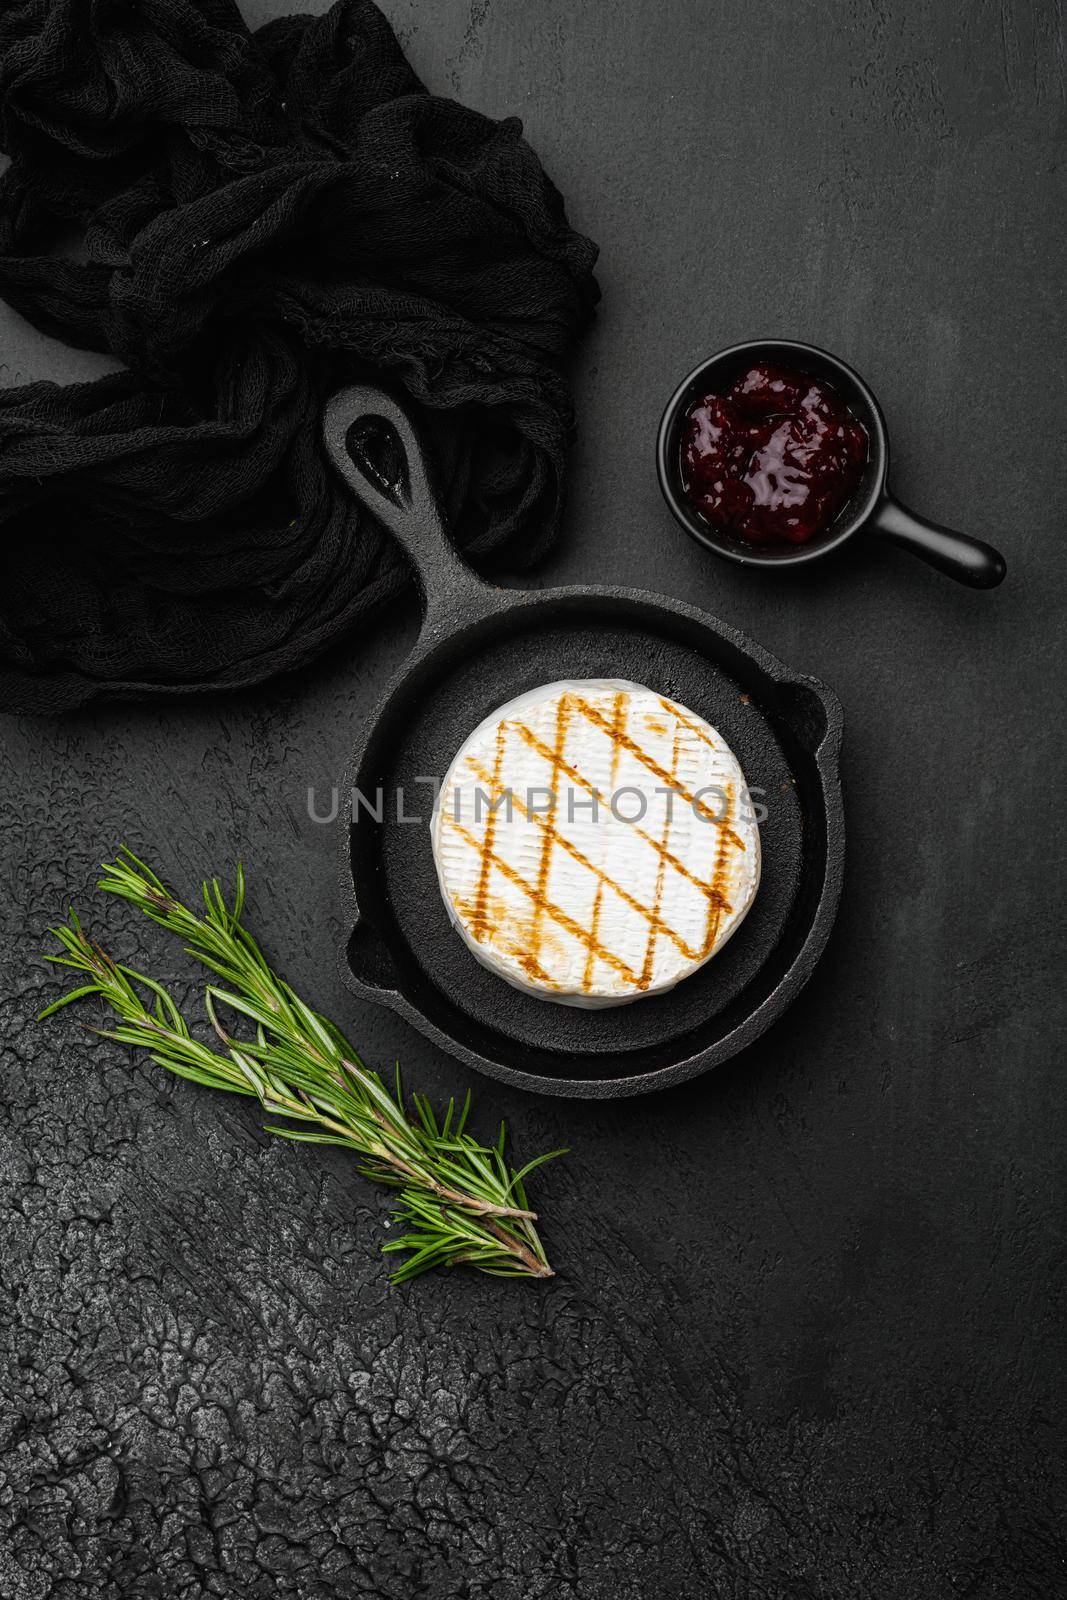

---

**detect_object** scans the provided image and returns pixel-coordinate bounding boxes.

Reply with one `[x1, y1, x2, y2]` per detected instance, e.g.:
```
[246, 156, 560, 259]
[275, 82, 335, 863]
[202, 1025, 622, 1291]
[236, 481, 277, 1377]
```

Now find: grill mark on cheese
[452, 897, 558, 987]
[527, 691, 570, 976]
[510, 720, 740, 900]
[572, 694, 739, 834]
[464, 740, 709, 965]
[638, 721, 681, 990]
[446, 817, 642, 984]
[701, 781, 737, 955]
[583, 691, 627, 991]
[659, 697, 719, 753]
[469, 720, 506, 941]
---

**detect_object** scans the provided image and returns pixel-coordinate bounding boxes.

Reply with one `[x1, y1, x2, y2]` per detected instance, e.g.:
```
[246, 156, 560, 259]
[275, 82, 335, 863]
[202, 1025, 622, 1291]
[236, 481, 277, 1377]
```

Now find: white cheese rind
[431, 679, 760, 1007]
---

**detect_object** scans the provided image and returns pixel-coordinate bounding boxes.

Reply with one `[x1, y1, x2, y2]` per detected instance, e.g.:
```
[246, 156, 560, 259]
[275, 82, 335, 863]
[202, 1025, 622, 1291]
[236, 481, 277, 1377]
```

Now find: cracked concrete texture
[1, 0, 1065, 1595]
[2, 951, 1060, 1599]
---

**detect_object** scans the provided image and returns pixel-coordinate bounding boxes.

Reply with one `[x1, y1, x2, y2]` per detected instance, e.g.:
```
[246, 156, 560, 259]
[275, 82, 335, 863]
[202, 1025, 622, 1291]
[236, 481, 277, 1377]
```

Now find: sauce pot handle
[871, 493, 1006, 589]
[322, 384, 492, 624]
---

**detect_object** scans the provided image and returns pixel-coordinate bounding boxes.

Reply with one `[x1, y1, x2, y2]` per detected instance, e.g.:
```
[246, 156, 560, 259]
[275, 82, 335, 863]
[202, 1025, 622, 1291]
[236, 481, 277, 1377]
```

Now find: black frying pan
[323, 385, 845, 1099]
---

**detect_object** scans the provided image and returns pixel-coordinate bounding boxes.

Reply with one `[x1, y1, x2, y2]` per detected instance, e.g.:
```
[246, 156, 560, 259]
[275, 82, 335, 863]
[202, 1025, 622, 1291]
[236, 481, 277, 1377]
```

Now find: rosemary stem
[39, 848, 567, 1284]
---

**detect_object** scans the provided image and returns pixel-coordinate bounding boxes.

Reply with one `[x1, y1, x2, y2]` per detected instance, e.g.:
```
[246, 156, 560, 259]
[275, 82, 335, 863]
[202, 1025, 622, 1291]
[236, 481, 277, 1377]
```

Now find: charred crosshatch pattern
[584, 690, 627, 990]
[469, 721, 506, 943]
[433, 682, 759, 1005]
[638, 720, 682, 990]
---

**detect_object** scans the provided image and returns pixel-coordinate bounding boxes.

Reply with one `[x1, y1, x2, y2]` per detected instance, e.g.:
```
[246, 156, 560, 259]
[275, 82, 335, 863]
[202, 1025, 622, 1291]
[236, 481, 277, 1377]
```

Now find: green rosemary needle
[40, 849, 565, 1284]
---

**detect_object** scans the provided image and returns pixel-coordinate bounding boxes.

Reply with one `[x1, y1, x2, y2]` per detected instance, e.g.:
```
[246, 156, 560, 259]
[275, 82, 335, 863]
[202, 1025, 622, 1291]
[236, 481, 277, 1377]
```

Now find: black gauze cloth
[0, 0, 598, 713]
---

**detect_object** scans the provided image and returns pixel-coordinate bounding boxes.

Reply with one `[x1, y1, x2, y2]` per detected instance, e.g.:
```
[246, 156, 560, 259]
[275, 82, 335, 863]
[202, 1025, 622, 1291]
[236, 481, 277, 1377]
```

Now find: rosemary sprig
[40, 849, 564, 1284]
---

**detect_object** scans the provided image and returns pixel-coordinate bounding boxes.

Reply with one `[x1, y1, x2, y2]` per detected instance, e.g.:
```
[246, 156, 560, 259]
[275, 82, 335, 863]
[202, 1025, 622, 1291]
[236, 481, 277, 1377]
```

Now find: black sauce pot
[656, 339, 1007, 589]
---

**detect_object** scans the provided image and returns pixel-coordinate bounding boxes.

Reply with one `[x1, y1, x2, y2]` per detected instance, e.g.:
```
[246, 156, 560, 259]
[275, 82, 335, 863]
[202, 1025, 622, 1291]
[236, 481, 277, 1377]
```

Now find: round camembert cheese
[431, 680, 760, 1007]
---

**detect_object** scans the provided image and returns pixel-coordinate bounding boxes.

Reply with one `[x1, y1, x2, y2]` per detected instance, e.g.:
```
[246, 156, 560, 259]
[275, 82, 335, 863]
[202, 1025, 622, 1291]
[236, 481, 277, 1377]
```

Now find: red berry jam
[680, 362, 868, 545]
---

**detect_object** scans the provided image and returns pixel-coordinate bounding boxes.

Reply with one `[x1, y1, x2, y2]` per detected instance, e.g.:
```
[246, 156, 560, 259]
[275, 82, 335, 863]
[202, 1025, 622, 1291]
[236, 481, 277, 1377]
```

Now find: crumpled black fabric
[0, 0, 598, 713]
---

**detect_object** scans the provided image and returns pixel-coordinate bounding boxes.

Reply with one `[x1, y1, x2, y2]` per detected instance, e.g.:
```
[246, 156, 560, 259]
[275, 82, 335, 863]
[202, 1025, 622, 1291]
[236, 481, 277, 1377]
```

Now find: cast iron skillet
[323, 384, 845, 1099]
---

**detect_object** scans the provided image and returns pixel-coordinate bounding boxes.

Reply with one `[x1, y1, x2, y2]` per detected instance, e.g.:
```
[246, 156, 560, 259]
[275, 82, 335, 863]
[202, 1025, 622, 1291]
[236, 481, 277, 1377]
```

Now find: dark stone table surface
[1, 3, 1064, 1596]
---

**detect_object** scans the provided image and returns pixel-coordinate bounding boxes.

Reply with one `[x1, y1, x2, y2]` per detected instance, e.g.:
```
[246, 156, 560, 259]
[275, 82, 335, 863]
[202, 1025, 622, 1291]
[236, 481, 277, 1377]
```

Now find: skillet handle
[322, 384, 494, 625]
[871, 492, 1006, 589]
